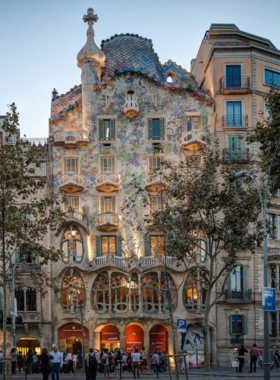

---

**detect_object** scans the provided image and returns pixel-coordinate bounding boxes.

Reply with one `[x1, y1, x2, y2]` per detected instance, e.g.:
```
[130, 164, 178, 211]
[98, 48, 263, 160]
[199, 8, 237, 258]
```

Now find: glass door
[226, 101, 242, 126]
[226, 65, 241, 87]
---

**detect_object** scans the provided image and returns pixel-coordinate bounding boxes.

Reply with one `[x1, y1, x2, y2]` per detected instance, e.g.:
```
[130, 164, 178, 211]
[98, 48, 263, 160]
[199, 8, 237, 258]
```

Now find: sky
[1, 0, 280, 138]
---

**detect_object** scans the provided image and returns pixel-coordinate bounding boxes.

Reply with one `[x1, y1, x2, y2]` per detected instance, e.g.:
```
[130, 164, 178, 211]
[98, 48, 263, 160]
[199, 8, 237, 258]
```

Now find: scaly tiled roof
[51, 85, 82, 120]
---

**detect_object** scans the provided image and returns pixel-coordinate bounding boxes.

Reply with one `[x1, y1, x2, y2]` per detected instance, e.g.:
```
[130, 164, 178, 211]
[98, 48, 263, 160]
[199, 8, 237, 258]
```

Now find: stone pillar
[128, 277, 132, 313]
[144, 328, 150, 354]
[276, 264, 279, 291]
[89, 328, 94, 348]
[138, 273, 142, 313]
[108, 272, 112, 314]
[120, 331, 125, 351]
[24, 289, 27, 311]
[158, 271, 162, 315]
[94, 332, 100, 351]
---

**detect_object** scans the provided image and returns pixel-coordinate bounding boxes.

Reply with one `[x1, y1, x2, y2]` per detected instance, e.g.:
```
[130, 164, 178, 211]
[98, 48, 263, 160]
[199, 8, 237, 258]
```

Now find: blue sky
[1, 0, 280, 137]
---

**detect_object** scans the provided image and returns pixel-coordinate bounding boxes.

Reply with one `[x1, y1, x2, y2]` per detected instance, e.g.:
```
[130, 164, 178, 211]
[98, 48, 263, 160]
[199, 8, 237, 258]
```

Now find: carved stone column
[138, 273, 142, 313]
[120, 331, 125, 351]
[158, 271, 162, 315]
[108, 272, 112, 314]
[89, 327, 94, 348]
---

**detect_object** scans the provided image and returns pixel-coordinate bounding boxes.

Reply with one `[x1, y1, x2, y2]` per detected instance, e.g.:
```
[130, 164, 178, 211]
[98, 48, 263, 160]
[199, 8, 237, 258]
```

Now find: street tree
[123, 140, 263, 371]
[0, 104, 64, 377]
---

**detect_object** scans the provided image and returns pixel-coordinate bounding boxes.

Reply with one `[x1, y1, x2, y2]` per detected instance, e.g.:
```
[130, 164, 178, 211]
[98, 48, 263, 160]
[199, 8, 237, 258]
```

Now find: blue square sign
[177, 319, 187, 332]
[262, 287, 276, 311]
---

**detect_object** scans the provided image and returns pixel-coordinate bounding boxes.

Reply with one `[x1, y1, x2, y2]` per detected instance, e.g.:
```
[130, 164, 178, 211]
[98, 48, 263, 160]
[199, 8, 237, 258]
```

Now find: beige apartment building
[192, 24, 280, 365]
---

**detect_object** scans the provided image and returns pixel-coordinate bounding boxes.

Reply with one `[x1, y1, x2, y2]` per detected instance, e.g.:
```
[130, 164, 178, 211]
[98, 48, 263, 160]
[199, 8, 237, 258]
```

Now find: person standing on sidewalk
[249, 344, 259, 373]
[86, 348, 98, 380]
[50, 345, 63, 380]
[131, 348, 141, 379]
[238, 345, 248, 373]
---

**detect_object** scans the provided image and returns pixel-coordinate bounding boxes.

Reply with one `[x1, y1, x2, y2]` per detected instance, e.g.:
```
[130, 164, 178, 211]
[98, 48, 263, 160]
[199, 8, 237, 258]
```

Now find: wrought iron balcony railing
[225, 289, 252, 300]
[230, 335, 244, 344]
[220, 76, 250, 90]
[222, 115, 248, 127]
[223, 148, 250, 161]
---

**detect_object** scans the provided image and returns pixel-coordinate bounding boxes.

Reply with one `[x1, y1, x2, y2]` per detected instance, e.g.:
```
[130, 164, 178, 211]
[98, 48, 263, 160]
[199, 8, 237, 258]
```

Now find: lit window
[61, 272, 85, 312]
[91, 272, 109, 312]
[101, 236, 116, 255]
[111, 273, 129, 313]
[61, 227, 83, 264]
[141, 273, 159, 313]
[151, 236, 164, 255]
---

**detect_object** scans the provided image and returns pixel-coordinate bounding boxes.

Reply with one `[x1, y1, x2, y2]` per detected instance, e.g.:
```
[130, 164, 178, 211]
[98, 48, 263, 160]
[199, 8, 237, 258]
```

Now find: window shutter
[182, 115, 187, 133]
[96, 236, 102, 257]
[159, 118, 164, 140]
[242, 265, 248, 300]
[148, 119, 153, 140]
[15, 251, 21, 264]
[243, 314, 248, 335]
[229, 316, 233, 336]
[99, 119, 104, 141]
[145, 235, 151, 256]
[116, 235, 122, 257]
[110, 119, 115, 141]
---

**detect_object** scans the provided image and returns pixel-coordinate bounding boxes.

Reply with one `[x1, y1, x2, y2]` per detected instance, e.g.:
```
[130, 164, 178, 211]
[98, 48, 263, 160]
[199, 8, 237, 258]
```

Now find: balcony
[53, 130, 89, 148]
[220, 76, 250, 94]
[223, 148, 250, 161]
[65, 206, 89, 234]
[225, 289, 252, 301]
[17, 311, 42, 323]
[222, 115, 248, 128]
[181, 131, 206, 151]
[123, 94, 139, 119]
[95, 172, 121, 193]
[95, 212, 121, 232]
[95, 254, 126, 268]
[144, 215, 162, 231]
[58, 172, 84, 193]
[145, 174, 167, 192]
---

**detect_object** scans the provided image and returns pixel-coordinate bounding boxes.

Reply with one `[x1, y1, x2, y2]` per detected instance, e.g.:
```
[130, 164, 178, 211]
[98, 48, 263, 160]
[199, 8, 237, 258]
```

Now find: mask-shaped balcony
[96, 212, 121, 232]
[95, 172, 121, 193]
[58, 172, 84, 193]
[53, 130, 89, 148]
[145, 174, 167, 192]
[123, 93, 139, 119]
[181, 131, 206, 151]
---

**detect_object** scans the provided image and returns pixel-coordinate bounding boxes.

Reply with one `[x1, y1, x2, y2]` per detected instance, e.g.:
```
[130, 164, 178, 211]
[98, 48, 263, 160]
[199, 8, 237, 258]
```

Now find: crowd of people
[236, 343, 280, 373]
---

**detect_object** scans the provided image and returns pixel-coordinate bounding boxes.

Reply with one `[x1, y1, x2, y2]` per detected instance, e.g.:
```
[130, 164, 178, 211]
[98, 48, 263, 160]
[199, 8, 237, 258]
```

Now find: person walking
[65, 348, 75, 374]
[17, 351, 24, 374]
[131, 348, 140, 379]
[126, 353, 132, 374]
[238, 345, 248, 373]
[152, 351, 159, 373]
[115, 350, 122, 379]
[77, 350, 82, 370]
[258, 350, 263, 368]
[72, 352, 77, 371]
[10, 348, 17, 374]
[25, 349, 33, 374]
[249, 344, 259, 373]
[50, 345, 63, 380]
[102, 349, 110, 379]
[86, 348, 98, 380]
[39, 348, 53, 380]
[140, 346, 149, 374]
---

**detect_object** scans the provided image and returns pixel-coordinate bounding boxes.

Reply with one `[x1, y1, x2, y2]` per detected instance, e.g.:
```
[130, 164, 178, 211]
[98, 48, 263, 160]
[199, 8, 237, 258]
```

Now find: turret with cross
[83, 8, 98, 27]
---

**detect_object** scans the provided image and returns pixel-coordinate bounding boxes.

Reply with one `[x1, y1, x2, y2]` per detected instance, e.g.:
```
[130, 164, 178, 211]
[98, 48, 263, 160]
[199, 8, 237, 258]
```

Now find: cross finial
[83, 8, 98, 25]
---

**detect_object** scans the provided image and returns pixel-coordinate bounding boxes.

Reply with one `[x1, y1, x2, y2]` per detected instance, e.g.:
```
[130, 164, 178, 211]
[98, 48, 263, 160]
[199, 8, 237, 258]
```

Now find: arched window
[91, 272, 109, 313]
[61, 226, 83, 264]
[61, 271, 85, 313]
[166, 73, 176, 84]
[160, 273, 177, 313]
[131, 272, 139, 313]
[183, 271, 207, 312]
[141, 273, 159, 314]
[111, 273, 129, 313]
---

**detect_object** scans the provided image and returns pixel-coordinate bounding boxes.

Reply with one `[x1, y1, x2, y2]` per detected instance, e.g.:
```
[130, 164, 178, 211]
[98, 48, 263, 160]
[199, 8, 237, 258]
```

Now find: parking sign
[177, 319, 187, 332]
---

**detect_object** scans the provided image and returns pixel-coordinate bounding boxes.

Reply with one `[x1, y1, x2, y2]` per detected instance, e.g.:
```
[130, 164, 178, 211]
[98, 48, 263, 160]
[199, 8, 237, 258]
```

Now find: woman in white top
[72, 352, 78, 370]
[65, 349, 75, 374]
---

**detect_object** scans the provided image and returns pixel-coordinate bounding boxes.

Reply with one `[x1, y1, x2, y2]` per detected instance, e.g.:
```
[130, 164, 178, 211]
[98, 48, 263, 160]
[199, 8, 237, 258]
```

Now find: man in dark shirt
[249, 344, 259, 373]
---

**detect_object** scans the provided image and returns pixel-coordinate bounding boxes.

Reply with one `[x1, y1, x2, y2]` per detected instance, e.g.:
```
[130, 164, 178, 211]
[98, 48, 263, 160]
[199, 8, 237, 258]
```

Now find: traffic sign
[262, 287, 276, 311]
[177, 319, 187, 332]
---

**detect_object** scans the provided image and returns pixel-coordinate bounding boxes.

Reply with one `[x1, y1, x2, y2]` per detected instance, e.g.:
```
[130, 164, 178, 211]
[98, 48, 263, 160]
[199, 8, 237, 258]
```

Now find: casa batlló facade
[2, 10, 280, 368]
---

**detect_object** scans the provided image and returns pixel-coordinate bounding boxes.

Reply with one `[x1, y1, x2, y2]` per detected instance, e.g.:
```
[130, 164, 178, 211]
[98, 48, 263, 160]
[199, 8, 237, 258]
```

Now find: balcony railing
[95, 254, 126, 267]
[58, 172, 84, 193]
[95, 172, 121, 193]
[220, 76, 250, 91]
[181, 131, 206, 151]
[222, 115, 248, 127]
[145, 174, 167, 192]
[65, 206, 89, 234]
[53, 130, 89, 148]
[95, 212, 121, 232]
[225, 289, 252, 301]
[230, 335, 244, 344]
[223, 148, 250, 161]
[123, 94, 139, 119]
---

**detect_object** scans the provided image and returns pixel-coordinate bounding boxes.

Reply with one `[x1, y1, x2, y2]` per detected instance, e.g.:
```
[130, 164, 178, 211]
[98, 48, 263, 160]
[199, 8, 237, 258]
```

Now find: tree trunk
[2, 181, 7, 380]
[202, 307, 210, 371]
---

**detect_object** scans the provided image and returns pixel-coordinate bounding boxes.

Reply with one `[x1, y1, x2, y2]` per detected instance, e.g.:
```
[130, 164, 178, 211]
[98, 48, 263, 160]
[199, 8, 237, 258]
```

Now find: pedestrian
[10, 348, 18, 374]
[50, 344, 63, 380]
[162, 351, 167, 372]
[0, 350, 3, 375]
[39, 348, 53, 380]
[270, 350, 276, 370]
[115, 350, 122, 379]
[158, 352, 163, 372]
[131, 347, 140, 379]
[152, 351, 159, 373]
[33, 351, 38, 374]
[274, 350, 280, 370]
[249, 344, 259, 373]
[77, 350, 82, 370]
[17, 351, 24, 374]
[65, 348, 75, 374]
[259, 351, 263, 368]
[238, 345, 248, 373]
[25, 349, 33, 374]
[102, 349, 110, 379]
[140, 346, 149, 374]
[86, 348, 98, 380]
[73, 352, 77, 370]
[126, 353, 132, 373]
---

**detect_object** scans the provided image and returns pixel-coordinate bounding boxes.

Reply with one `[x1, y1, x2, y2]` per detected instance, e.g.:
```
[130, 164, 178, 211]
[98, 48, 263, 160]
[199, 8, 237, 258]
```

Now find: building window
[264, 103, 270, 120]
[99, 119, 115, 141]
[227, 135, 242, 158]
[100, 156, 115, 173]
[265, 68, 280, 87]
[226, 65, 241, 87]
[148, 118, 164, 141]
[271, 268, 276, 288]
[61, 227, 84, 264]
[230, 315, 248, 336]
[141, 273, 159, 313]
[61, 272, 85, 312]
[64, 158, 78, 173]
[130, 273, 139, 313]
[150, 195, 164, 212]
[15, 290, 25, 312]
[111, 273, 129, 313]
[101, 196, 116, 213]
[277, 216, 280, 239]
[227, 265, 250, 300]
[26, 290, 37, 311]
[148, 156, 163, 172]
[267, 214, 275, 239]
[271, 313, 277, 337]
[183, 272, 206, 312]
[186, 117, 199, 132]
[91, 272, 109, 313]
[102, 236, 116, 255]
[160, 273, 177, 313]
[64, 196, 79, 211]
[15, 251, 36, 264]
[226, 101, 242, 126]
[151, 236, 164, 255]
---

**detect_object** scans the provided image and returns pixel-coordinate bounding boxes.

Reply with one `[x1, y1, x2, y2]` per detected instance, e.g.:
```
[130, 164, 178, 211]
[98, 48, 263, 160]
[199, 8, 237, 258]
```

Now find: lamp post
[234, 139, 280, 380]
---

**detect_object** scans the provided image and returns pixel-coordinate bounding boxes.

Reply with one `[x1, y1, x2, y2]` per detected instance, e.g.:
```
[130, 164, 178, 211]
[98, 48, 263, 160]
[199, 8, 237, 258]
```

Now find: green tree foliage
[0, 104, 65, 373]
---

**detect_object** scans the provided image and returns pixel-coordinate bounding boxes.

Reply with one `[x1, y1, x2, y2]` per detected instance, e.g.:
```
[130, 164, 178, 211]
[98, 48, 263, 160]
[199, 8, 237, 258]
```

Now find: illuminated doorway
[100, 325, 120, 351]
[16, 337, 40, 356]
[149, 325, 168, 352]
[124, 324, 144, 352]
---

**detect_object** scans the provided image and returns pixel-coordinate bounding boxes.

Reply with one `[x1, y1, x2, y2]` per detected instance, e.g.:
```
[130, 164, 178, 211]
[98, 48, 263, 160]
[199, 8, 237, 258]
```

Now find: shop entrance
[66, 337, 82, 354]
[58, 323, 89, 354]
[17, 337, 40, 356]
[100, 325, 120, 351]
[124, 324, 144, 353]
[149, 325, 167, 352]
